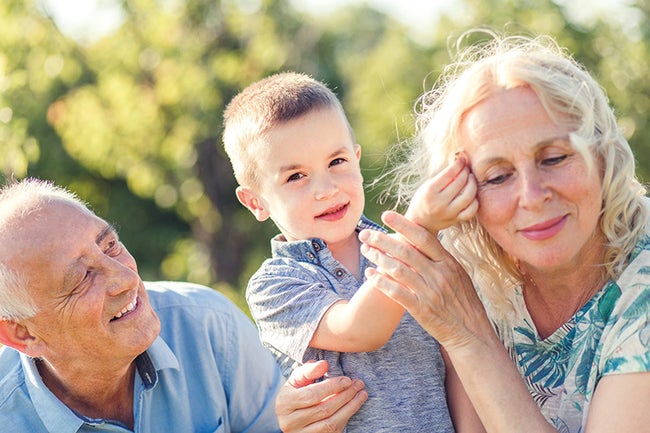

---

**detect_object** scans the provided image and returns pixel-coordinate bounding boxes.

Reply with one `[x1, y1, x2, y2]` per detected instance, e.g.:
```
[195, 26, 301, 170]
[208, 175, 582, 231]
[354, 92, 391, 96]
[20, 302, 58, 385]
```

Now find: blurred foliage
[1, 0, 649, 313]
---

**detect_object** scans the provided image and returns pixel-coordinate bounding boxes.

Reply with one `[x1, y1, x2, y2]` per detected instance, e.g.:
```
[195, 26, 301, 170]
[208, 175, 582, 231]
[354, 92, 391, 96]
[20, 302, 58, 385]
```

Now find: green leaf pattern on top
[494, 233, 650, 433]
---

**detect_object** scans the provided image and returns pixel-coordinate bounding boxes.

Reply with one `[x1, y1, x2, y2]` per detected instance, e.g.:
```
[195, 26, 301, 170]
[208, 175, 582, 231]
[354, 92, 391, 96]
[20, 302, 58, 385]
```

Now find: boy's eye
[329, 157, 346, 167]
[287, 172, 304, 182]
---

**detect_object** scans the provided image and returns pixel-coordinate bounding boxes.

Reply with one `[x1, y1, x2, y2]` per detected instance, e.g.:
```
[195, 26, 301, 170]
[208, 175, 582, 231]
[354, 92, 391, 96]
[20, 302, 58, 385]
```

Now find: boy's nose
[314, 177, 339, 201]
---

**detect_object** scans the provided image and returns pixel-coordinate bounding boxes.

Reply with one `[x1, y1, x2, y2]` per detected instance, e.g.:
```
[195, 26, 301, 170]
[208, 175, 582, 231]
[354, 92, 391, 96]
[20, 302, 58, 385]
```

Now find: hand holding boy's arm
[276, 361, 367, 433]
[405, 156, 478, 234]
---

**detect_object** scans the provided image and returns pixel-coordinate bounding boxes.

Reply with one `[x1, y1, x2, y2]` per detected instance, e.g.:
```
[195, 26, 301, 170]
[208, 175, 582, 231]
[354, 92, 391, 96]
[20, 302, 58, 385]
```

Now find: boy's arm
[308, 158, 478, 354]
[309, 276, 405, 352]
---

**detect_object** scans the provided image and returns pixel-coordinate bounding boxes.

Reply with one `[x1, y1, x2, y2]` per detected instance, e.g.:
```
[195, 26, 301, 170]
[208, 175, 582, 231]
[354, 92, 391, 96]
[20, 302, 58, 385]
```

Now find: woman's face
[460, 86, 604, 273]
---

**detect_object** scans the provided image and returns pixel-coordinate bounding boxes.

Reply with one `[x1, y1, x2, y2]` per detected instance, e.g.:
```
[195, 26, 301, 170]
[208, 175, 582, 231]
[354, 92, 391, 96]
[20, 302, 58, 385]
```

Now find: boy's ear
[354, 143, 361, 161]
[0, 319, 45, 357]
[235, 186, 270, 222]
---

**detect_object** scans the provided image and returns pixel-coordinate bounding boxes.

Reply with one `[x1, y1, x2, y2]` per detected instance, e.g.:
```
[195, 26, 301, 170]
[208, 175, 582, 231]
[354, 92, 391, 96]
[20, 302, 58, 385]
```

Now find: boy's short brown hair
[222, 72, 353, 188]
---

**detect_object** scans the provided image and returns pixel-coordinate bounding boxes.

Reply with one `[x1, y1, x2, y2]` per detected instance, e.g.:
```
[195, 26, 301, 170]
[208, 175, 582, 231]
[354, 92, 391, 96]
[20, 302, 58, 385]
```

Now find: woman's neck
[521, 265, 608, 339]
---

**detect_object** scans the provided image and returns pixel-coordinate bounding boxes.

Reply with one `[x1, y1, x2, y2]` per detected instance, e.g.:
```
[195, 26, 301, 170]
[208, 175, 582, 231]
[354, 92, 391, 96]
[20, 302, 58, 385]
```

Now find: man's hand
[275, 361, 367, 433]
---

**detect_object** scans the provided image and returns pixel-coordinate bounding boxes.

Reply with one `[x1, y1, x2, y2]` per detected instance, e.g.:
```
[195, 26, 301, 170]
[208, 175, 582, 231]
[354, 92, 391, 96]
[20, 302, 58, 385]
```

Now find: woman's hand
[275, 361, 367, 433]
[359, 210, 491, 352]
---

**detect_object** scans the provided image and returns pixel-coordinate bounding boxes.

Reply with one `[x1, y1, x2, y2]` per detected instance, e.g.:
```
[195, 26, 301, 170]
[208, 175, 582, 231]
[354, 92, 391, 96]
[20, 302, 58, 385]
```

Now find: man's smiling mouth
[111, 297, 138, 321]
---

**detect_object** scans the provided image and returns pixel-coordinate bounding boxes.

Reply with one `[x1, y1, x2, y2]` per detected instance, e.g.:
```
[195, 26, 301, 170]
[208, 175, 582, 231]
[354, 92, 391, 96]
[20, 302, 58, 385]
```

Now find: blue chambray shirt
[0, 281, 282, 433]
[247, 215, 454, 433]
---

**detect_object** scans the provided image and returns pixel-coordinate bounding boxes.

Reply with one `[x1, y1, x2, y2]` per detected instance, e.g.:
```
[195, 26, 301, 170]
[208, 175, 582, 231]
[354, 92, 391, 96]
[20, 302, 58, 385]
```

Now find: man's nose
[103, 250, 140, 295]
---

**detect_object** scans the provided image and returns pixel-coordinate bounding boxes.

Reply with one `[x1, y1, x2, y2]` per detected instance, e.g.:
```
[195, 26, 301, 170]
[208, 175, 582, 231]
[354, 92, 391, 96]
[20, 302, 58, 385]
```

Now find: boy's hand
[405, 154, 478, 233]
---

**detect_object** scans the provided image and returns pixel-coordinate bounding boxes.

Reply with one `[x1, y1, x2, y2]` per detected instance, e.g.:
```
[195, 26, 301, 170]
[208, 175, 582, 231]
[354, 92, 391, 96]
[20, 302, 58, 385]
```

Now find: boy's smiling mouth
[316, 203, 349, 221]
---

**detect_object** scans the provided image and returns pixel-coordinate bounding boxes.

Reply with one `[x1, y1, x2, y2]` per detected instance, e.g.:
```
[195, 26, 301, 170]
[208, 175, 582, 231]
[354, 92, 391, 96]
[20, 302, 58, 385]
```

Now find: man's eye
[106, 239, 122, 256]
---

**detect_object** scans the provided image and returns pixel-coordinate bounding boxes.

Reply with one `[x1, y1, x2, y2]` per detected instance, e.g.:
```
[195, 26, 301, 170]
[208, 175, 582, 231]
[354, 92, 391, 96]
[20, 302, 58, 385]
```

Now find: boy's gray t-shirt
[246, 216, 454, 433]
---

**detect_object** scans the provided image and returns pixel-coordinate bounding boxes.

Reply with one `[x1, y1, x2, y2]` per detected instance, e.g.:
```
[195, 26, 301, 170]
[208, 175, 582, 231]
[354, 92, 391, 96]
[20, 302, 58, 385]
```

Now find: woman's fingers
[380, 211, 448, 263]
[363, 266, 418, 310]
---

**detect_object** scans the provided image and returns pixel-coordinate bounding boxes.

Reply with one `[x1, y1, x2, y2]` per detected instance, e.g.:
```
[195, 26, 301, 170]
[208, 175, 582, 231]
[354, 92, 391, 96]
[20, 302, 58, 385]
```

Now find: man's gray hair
[0, 178, 90, 321]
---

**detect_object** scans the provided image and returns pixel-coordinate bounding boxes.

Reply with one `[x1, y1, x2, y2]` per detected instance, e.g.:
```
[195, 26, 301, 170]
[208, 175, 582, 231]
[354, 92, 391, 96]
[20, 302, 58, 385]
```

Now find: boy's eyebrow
[278, 146, 350, 173]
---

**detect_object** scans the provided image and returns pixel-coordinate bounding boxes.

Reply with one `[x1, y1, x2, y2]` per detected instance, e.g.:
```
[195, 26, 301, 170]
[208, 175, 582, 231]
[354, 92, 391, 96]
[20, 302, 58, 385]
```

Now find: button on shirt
[0, 281, 283, 433]
[246, 215, 454, 433]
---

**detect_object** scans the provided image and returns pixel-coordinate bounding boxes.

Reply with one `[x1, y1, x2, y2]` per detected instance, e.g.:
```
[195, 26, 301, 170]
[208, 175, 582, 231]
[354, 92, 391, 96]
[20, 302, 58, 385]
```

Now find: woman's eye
[287, 173, 304, 182]
[329, 157, 346, 167]
[542, 155, 568, 166]
[484, 173, 510, 185]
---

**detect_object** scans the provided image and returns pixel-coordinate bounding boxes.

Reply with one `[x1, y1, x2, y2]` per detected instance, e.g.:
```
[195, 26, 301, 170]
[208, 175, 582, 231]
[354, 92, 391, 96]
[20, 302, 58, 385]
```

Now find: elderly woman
[356, 31, 650, 432]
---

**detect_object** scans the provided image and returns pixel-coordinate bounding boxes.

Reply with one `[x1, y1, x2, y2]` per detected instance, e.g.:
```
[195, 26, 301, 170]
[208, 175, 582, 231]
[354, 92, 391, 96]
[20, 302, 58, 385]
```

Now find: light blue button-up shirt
[0, 281, 283, 433]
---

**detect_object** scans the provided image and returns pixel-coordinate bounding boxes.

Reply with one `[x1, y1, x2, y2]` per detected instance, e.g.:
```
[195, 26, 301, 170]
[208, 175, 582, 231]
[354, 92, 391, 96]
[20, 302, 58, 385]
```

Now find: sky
[40, 0, 635, 45]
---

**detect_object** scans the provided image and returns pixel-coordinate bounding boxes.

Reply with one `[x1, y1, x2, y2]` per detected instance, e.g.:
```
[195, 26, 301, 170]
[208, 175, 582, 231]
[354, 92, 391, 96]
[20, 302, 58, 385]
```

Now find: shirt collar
[23, 336, 179, 432]
[271, 214, 385, 259]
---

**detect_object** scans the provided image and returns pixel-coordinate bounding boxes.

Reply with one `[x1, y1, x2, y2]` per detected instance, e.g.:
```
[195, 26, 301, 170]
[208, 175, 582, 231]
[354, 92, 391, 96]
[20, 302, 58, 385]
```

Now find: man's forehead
[0, 199, 105, 262]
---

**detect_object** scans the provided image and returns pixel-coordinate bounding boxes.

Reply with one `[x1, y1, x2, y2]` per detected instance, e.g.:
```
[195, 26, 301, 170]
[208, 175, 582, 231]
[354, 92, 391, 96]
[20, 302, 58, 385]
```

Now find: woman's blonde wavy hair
[387, 30, 648, 321]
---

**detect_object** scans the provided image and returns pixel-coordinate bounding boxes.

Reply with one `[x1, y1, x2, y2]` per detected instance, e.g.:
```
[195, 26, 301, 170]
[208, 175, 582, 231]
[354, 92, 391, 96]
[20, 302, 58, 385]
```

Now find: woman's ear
[236, 186, 270, 222]
[0, 319, 45, 357]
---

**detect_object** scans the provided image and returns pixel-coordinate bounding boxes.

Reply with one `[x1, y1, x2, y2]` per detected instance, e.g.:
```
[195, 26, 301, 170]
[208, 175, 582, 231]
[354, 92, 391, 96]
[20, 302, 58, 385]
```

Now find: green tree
[2, 0, 648, 312]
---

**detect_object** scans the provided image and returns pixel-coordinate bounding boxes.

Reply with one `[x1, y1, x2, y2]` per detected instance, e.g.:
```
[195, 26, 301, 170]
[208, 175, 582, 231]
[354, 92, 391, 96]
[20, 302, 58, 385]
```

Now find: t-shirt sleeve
[600, 249, 650, 376]
[246, 259, 343, 367]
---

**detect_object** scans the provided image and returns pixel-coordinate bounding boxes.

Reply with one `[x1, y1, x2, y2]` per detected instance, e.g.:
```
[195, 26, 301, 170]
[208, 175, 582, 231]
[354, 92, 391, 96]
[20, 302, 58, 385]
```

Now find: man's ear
[0, 319, 45, 357]
[235, 186, 270, 222]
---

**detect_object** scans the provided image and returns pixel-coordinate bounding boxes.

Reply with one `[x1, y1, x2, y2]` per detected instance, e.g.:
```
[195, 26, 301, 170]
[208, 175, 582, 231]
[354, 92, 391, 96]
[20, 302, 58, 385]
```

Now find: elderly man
[0, 178, 366, 433]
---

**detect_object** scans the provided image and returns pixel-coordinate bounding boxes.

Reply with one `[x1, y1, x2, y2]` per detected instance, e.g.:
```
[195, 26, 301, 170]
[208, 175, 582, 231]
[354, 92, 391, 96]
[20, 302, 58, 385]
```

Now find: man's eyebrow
[96, 224, 118, 245]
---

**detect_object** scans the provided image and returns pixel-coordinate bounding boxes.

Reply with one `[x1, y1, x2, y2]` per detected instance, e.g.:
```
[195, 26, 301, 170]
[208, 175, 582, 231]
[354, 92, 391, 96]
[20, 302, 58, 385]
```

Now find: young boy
[222, 72, 476, 432]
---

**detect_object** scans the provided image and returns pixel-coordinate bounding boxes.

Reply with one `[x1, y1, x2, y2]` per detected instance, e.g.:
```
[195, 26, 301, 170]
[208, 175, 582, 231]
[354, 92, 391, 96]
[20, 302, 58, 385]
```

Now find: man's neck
[36, 357, 136, 429]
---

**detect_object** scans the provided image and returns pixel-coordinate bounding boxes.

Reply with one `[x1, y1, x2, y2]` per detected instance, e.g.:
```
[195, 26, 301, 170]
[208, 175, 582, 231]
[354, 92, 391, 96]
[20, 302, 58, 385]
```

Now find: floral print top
[493, 232, 650, 433]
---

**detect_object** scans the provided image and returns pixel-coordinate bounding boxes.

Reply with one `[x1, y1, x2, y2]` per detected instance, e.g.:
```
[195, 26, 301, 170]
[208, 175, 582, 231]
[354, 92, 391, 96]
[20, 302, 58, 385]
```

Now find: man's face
[3, 200, 160, 369]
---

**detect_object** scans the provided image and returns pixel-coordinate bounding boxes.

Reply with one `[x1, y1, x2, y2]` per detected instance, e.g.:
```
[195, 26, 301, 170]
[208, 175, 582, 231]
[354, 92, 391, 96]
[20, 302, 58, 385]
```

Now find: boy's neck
[328, 234, 362, 279]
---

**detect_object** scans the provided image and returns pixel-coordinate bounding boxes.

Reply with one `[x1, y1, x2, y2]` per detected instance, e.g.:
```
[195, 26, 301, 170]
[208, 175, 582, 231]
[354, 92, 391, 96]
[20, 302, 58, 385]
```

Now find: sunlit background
[3, 0, 649, 313]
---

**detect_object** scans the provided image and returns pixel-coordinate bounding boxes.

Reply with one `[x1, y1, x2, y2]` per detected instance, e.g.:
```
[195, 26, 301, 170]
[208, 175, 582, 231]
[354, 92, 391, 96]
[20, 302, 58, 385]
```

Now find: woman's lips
[519, 215, 568, 241]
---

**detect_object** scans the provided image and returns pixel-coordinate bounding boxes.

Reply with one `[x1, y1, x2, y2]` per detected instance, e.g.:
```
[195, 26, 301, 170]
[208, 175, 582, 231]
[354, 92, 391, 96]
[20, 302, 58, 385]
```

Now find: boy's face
[239, 107, 364, 249]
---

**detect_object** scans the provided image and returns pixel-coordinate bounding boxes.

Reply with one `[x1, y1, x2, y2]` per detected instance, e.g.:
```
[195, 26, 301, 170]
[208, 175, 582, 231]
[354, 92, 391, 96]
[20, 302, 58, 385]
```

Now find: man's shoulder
[0, 347, 27, 408]
[145, 281, 235, 311]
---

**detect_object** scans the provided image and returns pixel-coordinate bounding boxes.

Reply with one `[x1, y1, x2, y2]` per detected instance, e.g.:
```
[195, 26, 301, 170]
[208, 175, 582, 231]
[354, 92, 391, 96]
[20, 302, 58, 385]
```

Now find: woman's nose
[517, 167, 552, 209]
